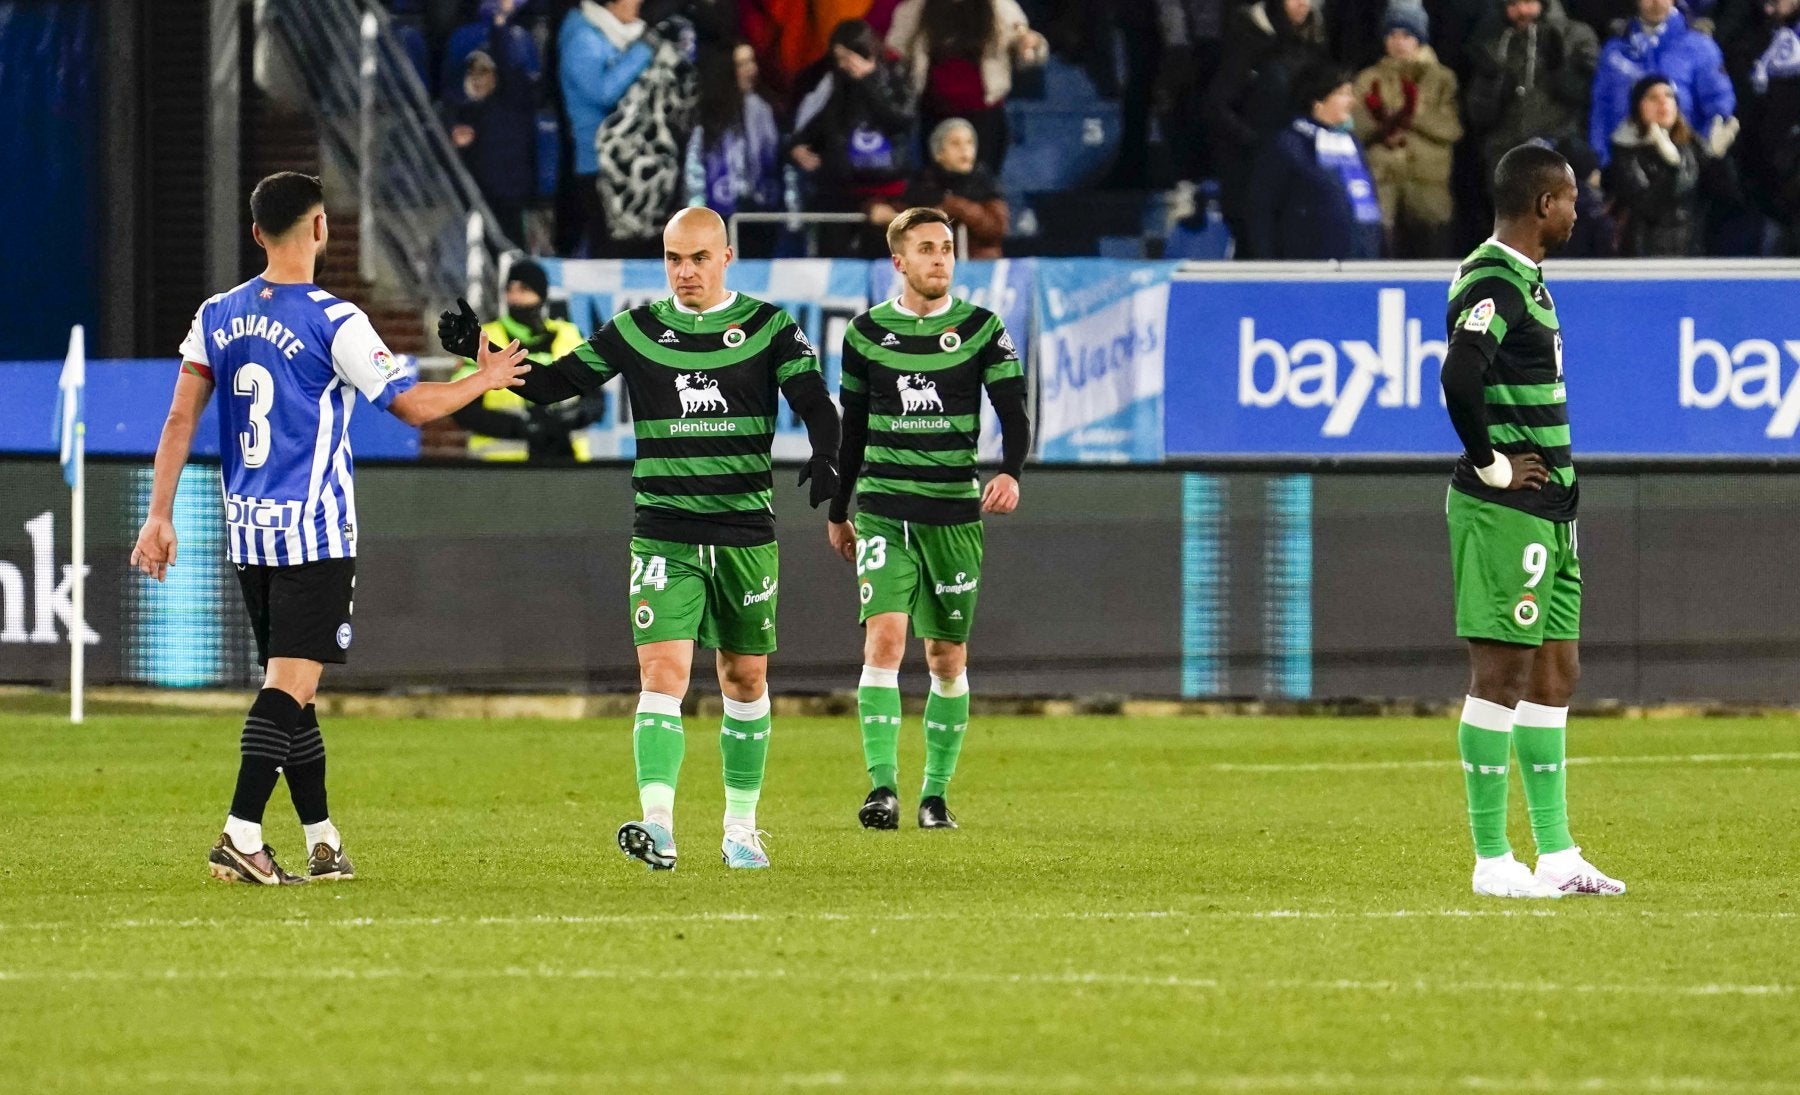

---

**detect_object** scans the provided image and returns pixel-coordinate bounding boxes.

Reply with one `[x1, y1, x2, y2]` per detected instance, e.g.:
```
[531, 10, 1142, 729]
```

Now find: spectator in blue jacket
[1590, 0, 1737, 163]
[557, 0, 656, 255]
[442, 1, 541, 105]
[1245, 62, 1387, 259]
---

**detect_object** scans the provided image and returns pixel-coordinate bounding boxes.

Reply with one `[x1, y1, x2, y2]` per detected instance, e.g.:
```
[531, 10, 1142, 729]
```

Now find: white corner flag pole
[60, 325, 87, 725]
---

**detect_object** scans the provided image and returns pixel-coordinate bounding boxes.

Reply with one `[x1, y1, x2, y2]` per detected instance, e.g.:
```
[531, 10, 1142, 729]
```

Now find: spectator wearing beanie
[901, 117, 1010, 257]
[1605, 73, 1739, 254]
[1591, 0, 1737, 166]
[1352, 4, 1463, 256]
[1245, 62, 1387, 259]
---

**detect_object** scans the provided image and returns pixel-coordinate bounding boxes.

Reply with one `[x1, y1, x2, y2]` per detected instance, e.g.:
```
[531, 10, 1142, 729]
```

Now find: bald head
[663, 208, 733, 311]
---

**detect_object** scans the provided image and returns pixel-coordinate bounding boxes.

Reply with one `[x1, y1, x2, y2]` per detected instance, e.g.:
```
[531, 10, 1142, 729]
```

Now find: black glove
[797, 456, 838, 509]
[438, 298, 483, 358]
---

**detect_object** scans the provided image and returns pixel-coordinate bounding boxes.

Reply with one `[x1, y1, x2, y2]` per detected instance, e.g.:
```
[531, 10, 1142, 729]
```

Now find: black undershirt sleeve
[450, 403, 532, 439]
[986, 376, 1031, 480]
[829, 388, 870, 523]
[1440, 341, 1495, 467]
[780, 370, 841, 464]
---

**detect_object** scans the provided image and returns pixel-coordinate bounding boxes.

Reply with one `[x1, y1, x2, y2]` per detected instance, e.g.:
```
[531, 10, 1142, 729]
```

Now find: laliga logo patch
[723, 325, 746, 349]
[938, 330, 962, 353]
[336, 622, 353, 649]
[635, 601, 655, 629]
[1463, 298, 1496, 335]
[1513, 593, 1539, 628]
[370, 348, 400, 377]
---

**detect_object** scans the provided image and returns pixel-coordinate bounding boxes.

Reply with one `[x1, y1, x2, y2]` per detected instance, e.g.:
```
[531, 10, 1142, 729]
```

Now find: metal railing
[259, 0, 513, 314]
[728, 212, 969, 258]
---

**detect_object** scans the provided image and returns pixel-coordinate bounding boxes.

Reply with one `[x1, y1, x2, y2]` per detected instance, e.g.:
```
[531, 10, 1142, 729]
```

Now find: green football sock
[921, 671, 970, 800]
[1513, 701, 1574, 855]
[720, 693, 773, 827]
[858, 666, 902, 792]
[633, 692, 685, 822]
[1458, 695, 1514, 858]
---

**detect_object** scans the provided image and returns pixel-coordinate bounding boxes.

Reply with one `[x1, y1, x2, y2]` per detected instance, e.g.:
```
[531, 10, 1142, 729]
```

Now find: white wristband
[1475, 453, 1513, 488]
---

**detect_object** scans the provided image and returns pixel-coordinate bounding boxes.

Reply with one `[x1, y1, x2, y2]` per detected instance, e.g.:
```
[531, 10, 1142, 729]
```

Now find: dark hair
[1629, 74, 1693, 145]
[886, 205, 955, 254]
[1493, 143, 1573, 217]
[1290, 62, 1352, 115]
[828, 18, 881, 59]
[919, 0, 996, 60]
[250, 171, 324, 237]
[696, 41, 749, 154]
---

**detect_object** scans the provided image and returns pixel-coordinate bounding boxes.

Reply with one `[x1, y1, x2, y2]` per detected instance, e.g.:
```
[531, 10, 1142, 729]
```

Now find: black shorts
[236, 557, 357, 666]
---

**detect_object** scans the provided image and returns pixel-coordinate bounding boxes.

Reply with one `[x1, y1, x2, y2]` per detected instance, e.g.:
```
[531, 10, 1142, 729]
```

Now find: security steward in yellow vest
[451, 260, 601, 460]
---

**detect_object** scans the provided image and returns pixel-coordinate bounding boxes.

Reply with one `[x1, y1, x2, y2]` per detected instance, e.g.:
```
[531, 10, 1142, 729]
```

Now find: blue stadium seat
[1000, 59, 1121, 194]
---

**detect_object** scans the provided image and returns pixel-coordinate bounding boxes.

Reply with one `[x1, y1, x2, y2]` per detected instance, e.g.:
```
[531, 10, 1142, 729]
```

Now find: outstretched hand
[798, 456, 839, 509]
[437, 298, 483, 358]
[475, 338, 531, 390]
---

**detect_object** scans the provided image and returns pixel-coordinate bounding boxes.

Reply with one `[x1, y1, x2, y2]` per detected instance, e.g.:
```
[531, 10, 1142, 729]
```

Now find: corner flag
[56, 325, 86, 487]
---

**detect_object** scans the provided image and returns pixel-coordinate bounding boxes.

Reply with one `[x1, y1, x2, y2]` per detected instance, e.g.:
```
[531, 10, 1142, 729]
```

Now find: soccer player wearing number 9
[131, 172, 530, 886]
[1441, 145, 1624, 900]
[437, 208, 842, 872]
[827, 207, 1031, 832]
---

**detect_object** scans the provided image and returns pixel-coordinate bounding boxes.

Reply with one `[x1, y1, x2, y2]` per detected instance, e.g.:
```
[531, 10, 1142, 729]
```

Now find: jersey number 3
[234, 362, 275, 468]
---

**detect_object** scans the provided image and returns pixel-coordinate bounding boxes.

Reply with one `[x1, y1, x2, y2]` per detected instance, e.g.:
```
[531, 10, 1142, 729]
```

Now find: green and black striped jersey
[839, 297, 1023, 525]
[551, 292, 822, 546]
[1445, 242, 1577, 523]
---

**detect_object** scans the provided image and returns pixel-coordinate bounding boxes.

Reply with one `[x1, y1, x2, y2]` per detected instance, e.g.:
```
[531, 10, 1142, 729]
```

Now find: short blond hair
[886, 206, 954, 255]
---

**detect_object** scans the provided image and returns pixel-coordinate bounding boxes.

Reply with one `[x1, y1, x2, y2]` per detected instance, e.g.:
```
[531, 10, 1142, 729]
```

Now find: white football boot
[1472, 852, 1564, 898]
[1533, 847, 1627, 895]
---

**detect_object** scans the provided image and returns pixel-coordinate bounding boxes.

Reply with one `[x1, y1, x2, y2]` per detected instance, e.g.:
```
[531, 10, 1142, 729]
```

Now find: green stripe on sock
[634, 711, 685, 791]
[720, 710, 773, 817]
[1458, 721, 1511, 858]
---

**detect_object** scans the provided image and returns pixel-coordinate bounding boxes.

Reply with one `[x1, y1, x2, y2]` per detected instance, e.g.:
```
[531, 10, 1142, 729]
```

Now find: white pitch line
[0, 964, 1790, 997]
[1210, 752, 1800, 773]
[0, 907, 1793, 934]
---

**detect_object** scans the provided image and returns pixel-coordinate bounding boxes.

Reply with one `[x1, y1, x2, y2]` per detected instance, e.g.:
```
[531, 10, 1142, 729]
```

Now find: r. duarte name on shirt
[212, 314, 307, 360]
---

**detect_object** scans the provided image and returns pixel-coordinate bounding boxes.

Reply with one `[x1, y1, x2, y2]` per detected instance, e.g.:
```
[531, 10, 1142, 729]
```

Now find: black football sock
[230, 688, 303, 825]
[285, 703, 330, 826]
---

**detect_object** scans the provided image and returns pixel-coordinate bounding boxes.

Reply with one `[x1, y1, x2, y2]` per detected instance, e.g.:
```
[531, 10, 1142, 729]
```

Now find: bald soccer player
[439, 209, 841, 871]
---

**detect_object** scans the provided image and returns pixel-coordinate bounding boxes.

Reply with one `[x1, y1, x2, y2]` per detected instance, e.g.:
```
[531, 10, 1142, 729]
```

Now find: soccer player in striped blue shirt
[130, 172, 527, 885]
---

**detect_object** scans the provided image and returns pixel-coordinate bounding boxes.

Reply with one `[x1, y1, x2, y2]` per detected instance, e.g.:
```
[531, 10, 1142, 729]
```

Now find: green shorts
[628, 537, 779, 654]
[1447, 488, 1581, 646]
[853, 513, 983, 643]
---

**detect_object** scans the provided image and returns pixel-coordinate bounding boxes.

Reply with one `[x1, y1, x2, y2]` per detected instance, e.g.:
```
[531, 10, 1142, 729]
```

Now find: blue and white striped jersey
[178, 277, 417, 565]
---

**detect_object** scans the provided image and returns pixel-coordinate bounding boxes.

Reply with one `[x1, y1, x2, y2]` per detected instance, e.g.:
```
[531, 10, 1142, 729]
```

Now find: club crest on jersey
[1513, 593, 1539, 628]
[723, 325, 747, 348]
[896, 373, 944, 414]
[259, 287, 274, 300]
[675, 372, 729, 417]
[658, 329, 680, 344]
[336, 622, 353, 649]
[938, 330, 962, 353]
[1463, 298, 1497, 334]
[634, 601, 655, 629]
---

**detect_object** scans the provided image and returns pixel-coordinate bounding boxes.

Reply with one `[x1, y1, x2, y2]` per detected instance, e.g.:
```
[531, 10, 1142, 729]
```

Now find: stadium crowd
[384, 0, 1800, 260]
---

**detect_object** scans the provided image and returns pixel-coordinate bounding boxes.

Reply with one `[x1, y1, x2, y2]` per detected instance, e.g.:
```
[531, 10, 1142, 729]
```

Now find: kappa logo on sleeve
[997, 329, 1017, 357]
[1463, 298, 1497, 334]
[793, 327, 816, 355]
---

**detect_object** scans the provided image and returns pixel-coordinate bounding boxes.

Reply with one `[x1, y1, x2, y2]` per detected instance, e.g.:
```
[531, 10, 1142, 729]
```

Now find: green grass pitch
[2, 708, 1796, 1093]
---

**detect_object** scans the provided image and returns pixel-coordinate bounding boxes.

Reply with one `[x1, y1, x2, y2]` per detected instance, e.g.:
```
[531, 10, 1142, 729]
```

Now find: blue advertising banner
[538, 258, 872, 459]
[867, 259, 1035, 460]
[0, 359, 421, 460]
[1164, 268, 1800, 456]
[1034, 259, 1180, 463]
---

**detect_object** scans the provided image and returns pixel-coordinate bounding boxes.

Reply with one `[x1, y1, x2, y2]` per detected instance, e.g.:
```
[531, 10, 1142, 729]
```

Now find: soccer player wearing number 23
[1441, 145, 1623, 899]
[131, 172, 529, 885]
[828, 207, 1030, 832]
[438, 208, 841, 872]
